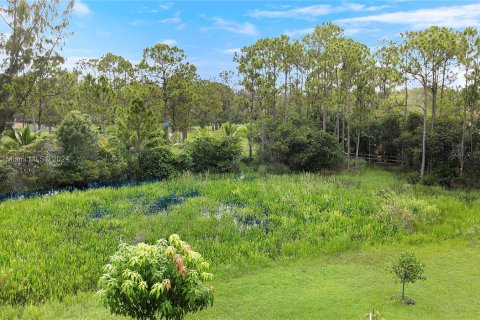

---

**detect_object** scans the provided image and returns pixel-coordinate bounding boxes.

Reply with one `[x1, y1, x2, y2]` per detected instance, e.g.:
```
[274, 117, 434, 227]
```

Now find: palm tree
[4, 126, 37, 149]
[221, 122, 247, 141]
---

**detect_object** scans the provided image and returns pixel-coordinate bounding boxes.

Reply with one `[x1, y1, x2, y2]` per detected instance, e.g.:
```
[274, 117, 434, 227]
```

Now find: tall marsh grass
[0, 169, 478, 304]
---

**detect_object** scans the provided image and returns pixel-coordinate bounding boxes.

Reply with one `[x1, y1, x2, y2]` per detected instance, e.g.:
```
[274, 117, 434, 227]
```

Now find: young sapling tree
[389, 251, 426, 303]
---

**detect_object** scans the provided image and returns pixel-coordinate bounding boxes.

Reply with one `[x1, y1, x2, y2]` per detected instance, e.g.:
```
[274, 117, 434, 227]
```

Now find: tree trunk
[402, 77, 408, 167]
[38, 99, 43, 131]
[342, 110, 346, 150]
[421, 85, 428, 177]
[460, 109, 466, 177]
[355, 129, 360, 167]
[368, 128, 371, 163]
[162, 72, 169, 142]
[347, 121, 351, 170]
[182, 127, 188, 142]
[322, 105, 327, 132]
[335, 112, 339, 141]
[431, 85, 437, 133]
[284, 70, 288, 121]
[470, 104, 475, 153]
[402, 282, 405, 300]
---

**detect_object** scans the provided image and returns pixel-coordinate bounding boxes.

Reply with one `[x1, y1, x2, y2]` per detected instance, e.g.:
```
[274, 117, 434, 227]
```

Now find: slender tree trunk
[460, 107, 466, 177]
[347, 121, 351, 170]
[421, 85, 428, 177]
[182, 127, 188, 142]
[368, 127, 371, 163]
[335, 114, 339, 141]
[273, 66, 277, 121]
[470, 104, 475, 153]
[402, 77, 408, 167]
[38, 99, 43, 131]
[355, 129, 360, 167]
[322, 105, 327, 132]
[439, 63, 447, 115]
[431, 86, 437, 133]
[402, 282, 405, 300]
[284, 70, 288, 121]
[162, 72, 169, 142]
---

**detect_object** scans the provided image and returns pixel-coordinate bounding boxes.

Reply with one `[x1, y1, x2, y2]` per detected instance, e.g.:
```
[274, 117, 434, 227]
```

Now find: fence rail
[347, 153, 401, 165]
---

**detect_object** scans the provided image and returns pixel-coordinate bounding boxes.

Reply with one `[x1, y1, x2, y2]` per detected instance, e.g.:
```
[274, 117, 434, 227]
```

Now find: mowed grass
[1, 239, 478, 319]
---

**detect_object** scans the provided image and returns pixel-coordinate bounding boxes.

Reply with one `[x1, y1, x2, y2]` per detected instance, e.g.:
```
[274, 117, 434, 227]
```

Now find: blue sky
[66, 0, 480, 79]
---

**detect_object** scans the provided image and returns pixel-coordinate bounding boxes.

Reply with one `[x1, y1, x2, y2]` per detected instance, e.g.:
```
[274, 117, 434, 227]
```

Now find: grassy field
[1, 240, 479, 319]
[0, 169, 479, 318]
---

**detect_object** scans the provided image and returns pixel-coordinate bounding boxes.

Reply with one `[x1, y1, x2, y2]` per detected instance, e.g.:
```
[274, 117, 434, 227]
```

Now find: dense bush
[138, 145, 178, 179]
[56, 111, 100, 168]
[464, 149, 480, 185]
[187, 137, 242, 173]
[425, 117, 462, 186]
[0, 160, 16, 193]
[99, 235, 214, 320]
[258, 118, 344, 172]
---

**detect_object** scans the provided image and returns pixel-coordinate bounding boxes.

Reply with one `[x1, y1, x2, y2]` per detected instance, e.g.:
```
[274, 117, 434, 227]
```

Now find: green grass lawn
[2, 239, 478, 319]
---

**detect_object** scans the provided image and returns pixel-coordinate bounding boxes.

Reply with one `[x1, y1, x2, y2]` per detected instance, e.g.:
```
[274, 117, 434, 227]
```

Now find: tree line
[1, 1, 479, 191]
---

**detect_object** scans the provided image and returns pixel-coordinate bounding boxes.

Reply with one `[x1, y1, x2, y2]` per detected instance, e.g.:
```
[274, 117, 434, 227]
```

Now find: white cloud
[159, 12, 186, 30]
[73, 0, 91, 16]
[161, 39, 177, 46]
[160, 16, 181, 24]
[221, 48, 240, 55]
[159, 2, 173, 11]
[248, 3, 388, 19]
[337, 3, 480, 29]
[203, 17, 258, 36]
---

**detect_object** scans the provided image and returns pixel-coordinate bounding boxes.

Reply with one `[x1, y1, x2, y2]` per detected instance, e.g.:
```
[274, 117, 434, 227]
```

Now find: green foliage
[187, 137, 242, 173]
[115, 98, 157, 153]
[0, 169, 477, 304]
[426, 117, 462, 186]
[138, 145, 178, 179]
[98, 235, 214, 320]
[0, 160, 16, 193]
[378, 195, 441, 233]
[4, 126, 37, 149]
[259, 119, 344, 172]
[56, 110, 100, 168]
[221, 122, 247, 140]
[389, 251, 426, 300]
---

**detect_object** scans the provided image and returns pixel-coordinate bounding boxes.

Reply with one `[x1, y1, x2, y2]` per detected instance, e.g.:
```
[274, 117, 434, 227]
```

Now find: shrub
[258, 118, 344, 172]
[378, 196, 441, 233]
[98, 234, 214, 320]
[0, 160, 16, 193]
[188, 137, 242, 173]
[138, 145, 178, 179]
[175, 151, 193, 172]
[389, 251, 426, 302]
[464, 149, 480, 185]
[56, 111, 100, 169]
